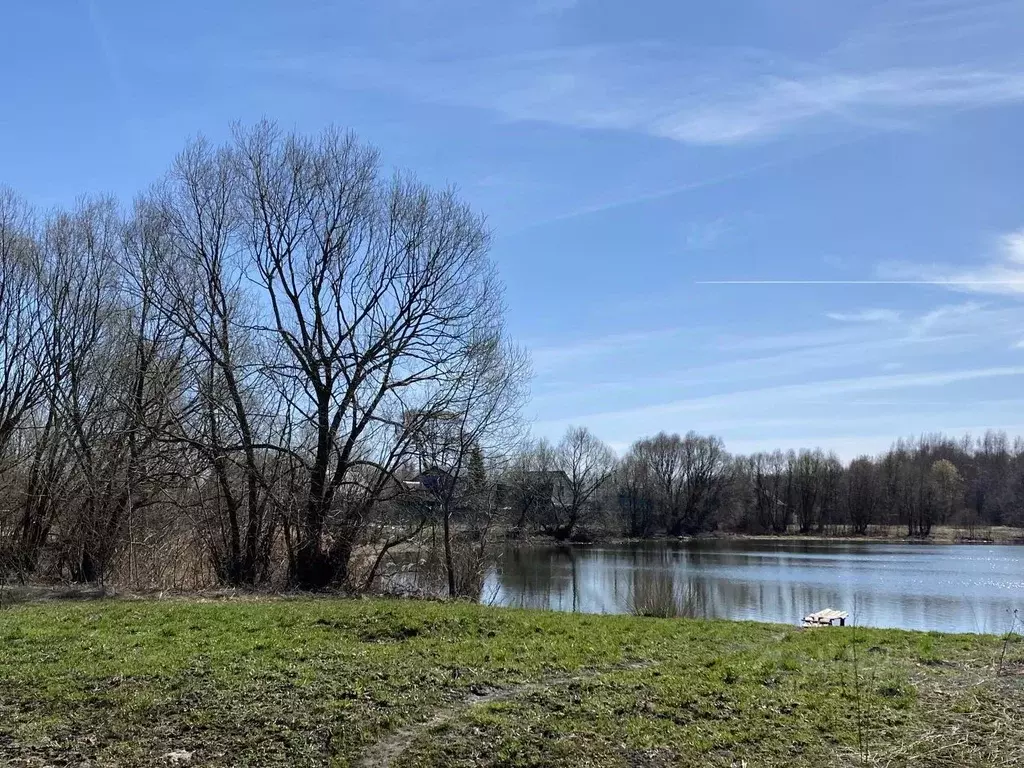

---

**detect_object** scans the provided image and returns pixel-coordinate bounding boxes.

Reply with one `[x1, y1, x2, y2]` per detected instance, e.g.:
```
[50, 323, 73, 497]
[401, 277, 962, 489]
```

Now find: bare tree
[15, 199, 126, 581]
[846, 457, 877, 535]
[629, 433, 684, 534]
[616, 452, 657, 537]
[502, 439, 558, 537]
[361, 334, 528, 597]
[0, 190, 45, 576]
[748, 451, 791, 533]
[150, 141, 284, 587]
[925, 458, 963, 536]
[621, 432, 731, 537]
[546, 426, 616, 541]
[430, 336, 529, 595]
[791, 449, 835, 534]
[0, 189, 44, 460]
[114, 201, 198, 586]
[671, 433, 732, 536]
[231, 122, 509, 589]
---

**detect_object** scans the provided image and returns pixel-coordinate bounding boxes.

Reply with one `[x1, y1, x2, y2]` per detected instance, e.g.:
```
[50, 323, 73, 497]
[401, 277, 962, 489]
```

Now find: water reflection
[482, 540, 1024, 633]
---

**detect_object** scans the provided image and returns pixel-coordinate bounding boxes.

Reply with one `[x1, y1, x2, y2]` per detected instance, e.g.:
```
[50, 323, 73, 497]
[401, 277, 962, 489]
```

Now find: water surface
[482, 540, 1024, 633]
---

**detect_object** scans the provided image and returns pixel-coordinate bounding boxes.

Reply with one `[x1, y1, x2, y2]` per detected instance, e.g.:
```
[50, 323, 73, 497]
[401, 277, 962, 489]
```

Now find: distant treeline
[504, 428, 1024, 542]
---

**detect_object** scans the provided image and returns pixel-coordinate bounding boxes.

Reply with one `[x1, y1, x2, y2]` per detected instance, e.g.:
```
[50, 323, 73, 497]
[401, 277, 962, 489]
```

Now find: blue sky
[4, 0, 1024, 458]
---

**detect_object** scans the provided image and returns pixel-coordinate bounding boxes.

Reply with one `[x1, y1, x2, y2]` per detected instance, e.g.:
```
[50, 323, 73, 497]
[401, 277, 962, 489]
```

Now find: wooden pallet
[801, 608, 848, 627]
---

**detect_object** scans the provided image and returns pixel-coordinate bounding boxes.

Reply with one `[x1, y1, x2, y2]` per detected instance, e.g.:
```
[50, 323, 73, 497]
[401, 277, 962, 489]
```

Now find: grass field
[1, 598, 1022, 767]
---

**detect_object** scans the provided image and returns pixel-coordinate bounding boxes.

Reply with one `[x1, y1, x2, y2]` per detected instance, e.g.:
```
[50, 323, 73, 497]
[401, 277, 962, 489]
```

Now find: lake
[481, 540, 1024, 633]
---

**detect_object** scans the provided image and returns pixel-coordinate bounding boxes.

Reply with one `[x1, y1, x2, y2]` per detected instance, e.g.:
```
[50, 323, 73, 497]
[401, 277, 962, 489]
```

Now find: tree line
[505, 428, 1024, 542]
[0, 123, 528, 593]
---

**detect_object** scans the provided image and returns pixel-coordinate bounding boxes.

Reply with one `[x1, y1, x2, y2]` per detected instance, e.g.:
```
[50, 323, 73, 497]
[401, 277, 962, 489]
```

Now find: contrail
[511, 130, 882, 233]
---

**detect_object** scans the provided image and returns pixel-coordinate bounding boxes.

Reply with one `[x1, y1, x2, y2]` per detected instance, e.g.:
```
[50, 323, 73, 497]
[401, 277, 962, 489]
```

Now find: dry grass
[864, 662, 1024, 766]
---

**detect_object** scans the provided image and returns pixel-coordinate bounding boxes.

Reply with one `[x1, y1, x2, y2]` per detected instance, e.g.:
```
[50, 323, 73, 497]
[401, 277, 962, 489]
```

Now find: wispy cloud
[837, 0, 1020, 58]
[530, 327, 689, 373]
[509, 140, 851, 229]
[538, 365, 1024, 430]
[531, 300, 1024, 425]
[280, 42, 1024, 146]
[910, 301, 987, 336]
[827, 308, 902, 323]
[681, 218, 731, 250]
[533, 329, 971, 409]
[879, 229, 1024, 295]
[650, 67, 1024, 145]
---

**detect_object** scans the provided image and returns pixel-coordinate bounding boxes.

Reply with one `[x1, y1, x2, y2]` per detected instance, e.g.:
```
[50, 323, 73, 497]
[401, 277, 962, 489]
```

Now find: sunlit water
[480, 540, 1024, 633]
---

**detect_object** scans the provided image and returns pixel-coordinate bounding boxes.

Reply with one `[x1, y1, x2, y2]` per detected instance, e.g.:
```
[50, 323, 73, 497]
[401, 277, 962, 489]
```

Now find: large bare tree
[230, 123, 510, 588]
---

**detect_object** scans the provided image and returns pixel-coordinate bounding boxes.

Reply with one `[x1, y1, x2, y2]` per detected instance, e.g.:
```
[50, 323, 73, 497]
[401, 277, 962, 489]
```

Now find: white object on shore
[802, 608, 848, 627]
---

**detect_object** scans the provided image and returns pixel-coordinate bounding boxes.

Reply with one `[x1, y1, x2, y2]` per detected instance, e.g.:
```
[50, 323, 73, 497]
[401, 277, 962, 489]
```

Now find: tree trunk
[443, 506, 456, 597]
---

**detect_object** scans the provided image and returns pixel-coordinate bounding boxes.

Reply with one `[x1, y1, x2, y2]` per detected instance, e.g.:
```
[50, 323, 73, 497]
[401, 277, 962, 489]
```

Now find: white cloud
[879, 229, 1024, 295]
[533, 328, 974, 408]
[532, 300, 1024, 401]
[272, 45, 1024, 146]
[536, 365, 1024, 433]
[909, 301, 987, 336]
[650, 68, 1024, 145]
[827, 308, 902, 323]
[716, 326, 873, 353]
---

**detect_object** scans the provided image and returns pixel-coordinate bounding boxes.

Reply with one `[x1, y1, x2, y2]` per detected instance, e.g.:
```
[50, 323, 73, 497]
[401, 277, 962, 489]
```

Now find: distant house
[396, 466, 461, 519]
[522, 470, 572, 504]
[402, 466, 455, 496]
[418, 466, 456, 494]
[395, 465, 502, 527]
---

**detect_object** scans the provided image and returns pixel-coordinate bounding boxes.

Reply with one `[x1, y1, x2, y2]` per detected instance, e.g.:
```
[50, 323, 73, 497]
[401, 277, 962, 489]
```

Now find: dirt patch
[356, 662, 653, 768]
[0, 584, 111, 604]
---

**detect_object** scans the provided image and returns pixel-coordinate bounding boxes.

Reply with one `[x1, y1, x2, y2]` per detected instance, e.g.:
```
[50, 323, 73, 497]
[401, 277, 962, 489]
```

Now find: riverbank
[711, 524, 1024, 545]
[2, 598, 1021, 766]
[568, 524, 1024, 546]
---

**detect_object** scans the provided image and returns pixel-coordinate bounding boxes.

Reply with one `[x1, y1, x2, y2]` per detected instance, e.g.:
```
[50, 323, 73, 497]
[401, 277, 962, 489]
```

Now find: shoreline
[0, 586, 1013, 635]
[541, 525, 1024, 547]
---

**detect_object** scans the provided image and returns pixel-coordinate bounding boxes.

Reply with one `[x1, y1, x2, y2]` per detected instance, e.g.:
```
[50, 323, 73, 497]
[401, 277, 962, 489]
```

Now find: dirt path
[355, 662, 651, 768]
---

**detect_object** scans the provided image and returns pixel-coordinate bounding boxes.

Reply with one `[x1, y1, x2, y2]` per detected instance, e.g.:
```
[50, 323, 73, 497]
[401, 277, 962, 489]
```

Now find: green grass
[1, 598, 1022, 767]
